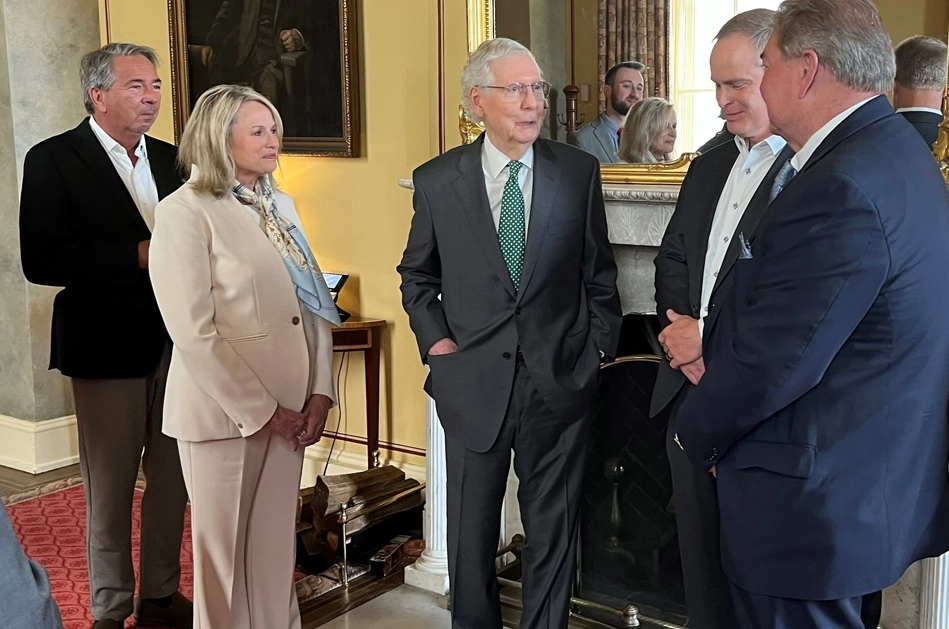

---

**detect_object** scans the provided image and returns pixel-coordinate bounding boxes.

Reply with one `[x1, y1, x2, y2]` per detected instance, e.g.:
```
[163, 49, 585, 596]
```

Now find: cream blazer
[150, 180, 335, 442]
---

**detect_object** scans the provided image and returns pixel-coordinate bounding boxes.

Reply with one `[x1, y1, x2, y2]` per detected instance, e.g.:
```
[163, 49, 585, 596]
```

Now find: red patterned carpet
[8, 485, 194, 629]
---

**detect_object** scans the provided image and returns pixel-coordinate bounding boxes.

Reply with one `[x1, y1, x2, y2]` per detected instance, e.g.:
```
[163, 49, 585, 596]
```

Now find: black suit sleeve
[654, 165, 697, 328]
[582, 161, 622, 361]
[676, 173, 889, 469]
[398, 180, 452, 361]
[19, 144, 142, 287]
[207, 0, 239, 47]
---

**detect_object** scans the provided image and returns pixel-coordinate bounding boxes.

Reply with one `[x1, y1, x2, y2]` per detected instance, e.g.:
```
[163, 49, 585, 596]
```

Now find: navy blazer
[676, 96, 949, 600]
[899, 109, 943, 149]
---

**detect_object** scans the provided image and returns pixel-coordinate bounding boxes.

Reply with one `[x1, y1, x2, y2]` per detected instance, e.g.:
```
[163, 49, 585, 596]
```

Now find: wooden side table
[331, 317, 387, 469]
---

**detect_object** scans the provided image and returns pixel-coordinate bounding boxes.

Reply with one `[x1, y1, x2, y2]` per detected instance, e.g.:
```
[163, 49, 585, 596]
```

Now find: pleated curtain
[598, 0, 671, 109]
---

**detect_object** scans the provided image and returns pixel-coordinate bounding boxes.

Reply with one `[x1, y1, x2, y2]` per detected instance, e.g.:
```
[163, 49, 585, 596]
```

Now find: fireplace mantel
[602, 184, 677, 315]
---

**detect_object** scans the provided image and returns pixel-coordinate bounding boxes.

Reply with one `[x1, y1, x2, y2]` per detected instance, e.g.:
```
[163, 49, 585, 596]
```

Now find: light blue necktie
[769, 159, 797, 203]
[233, 182, 341, 326]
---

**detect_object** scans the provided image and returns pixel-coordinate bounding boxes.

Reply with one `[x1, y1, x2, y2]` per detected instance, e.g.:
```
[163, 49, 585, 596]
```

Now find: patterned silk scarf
[232, 179, 341, 326]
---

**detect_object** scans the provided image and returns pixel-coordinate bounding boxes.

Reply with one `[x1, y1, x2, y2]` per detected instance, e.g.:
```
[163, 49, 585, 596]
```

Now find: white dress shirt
[482, 134, 534, 236]
[89, 116, 160, 232]
[895, 106, 944, 116]
[699, 134, 787, 336]
[791, 96, 878, 173]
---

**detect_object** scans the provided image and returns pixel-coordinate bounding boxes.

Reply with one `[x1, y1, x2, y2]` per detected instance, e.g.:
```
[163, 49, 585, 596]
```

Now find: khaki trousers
[179, 427, 304, 629]
[71, 345, 189, 621]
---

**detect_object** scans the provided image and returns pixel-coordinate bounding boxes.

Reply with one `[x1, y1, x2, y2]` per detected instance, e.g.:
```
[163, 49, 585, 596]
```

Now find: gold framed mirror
[465, 0, 949, 186]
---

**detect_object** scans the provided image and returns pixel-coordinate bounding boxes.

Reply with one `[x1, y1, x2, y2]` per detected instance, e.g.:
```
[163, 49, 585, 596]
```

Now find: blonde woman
[149, 85, 337, 629]
[618, 97, 678, 163]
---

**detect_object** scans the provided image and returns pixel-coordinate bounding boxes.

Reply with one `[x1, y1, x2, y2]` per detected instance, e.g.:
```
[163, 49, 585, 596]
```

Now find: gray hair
[461, 37, 539, 123]
[895, 36, 948, 91]
[716, 9, 775, 53]
[178, 84, 283, 198]
[772, 0, 895, 94]
[618, 97, 675, 163]
[80, 42, 159, 115]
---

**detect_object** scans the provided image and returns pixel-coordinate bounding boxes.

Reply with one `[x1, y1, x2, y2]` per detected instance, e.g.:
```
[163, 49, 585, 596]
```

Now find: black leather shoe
[133, 591, 194, 628]
[91, 620, 123, 629]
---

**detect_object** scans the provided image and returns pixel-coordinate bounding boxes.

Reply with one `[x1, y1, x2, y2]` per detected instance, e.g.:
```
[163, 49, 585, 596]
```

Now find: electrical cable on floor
[322, 352, 348, 475]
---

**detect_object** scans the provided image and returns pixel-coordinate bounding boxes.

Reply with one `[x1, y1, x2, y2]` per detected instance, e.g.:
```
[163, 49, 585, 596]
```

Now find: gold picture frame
[167, 0, 360, 157]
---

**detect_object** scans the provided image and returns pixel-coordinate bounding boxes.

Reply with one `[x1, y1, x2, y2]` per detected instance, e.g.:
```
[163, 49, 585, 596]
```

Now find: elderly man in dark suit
[19, 44, 189, 629]
[893, 35, 947, 148]
[399, 37, 622, 629]
[664, 1, 949, 627]
[652, 10, 791, 629]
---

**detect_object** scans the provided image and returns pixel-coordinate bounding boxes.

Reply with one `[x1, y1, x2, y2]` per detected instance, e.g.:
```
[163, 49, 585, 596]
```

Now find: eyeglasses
[479, 81, 551, 101]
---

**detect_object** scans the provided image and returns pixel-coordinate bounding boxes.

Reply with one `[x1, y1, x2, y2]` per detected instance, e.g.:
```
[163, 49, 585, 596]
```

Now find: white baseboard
[0, 414, 79, 474]
[0, 413, 427, 483]
[301, 441, 426, 487]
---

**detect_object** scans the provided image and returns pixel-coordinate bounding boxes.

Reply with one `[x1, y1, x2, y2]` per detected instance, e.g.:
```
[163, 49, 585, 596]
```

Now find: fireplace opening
[577, 313, 687, 626]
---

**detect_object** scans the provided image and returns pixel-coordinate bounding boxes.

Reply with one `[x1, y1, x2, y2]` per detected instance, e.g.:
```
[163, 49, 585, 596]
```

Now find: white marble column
[0, 0, 98, 423]
[920, 553, 949, 629]
[404, 395, 450, 594]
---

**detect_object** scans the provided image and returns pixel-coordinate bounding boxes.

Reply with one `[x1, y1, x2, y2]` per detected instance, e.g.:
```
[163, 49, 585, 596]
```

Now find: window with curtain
[670, 0, 783, 153]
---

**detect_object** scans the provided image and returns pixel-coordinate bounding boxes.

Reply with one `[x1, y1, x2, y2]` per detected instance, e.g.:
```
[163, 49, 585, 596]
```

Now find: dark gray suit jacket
[899, 109, 943, 148]
[399, 136, 622, 452]
[567, 113, 621, 164]
[650, 140, 794, 417]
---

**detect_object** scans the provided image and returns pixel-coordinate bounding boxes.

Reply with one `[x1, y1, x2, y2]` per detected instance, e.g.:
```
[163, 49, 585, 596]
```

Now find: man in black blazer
[399, 38, 622, 629]
[893, 35, 947, 148]
[651, 10, 791, 629]
[667, 1, 949, 626]
[19, 44, 189, 629]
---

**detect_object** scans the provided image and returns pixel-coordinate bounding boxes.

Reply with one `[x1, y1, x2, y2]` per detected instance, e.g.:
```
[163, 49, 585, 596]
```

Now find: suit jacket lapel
[145, 136, 181, 200]
[687, 143, 738, 307]
[592, 115, 618, 162]
[797, 95, 893, 178]
[517, 140, 560, 300]
[709, 143, 794, 297]
[71, 119, 148, 231]
[452, 136, 517, 297]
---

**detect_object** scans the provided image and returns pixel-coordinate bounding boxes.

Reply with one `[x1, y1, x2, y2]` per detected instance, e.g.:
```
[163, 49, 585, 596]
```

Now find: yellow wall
[876, 0, 948, 44]
[573, 0, 600, 126]
[100, 0, 470, 465]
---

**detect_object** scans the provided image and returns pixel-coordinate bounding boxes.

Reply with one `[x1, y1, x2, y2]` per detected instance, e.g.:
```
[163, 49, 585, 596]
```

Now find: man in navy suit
[661, 0, 949, 627]
[893, 36, 947, 149]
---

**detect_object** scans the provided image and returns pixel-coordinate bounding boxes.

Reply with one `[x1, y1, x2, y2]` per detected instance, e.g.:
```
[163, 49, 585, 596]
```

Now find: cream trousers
[179, 427, 304, 629]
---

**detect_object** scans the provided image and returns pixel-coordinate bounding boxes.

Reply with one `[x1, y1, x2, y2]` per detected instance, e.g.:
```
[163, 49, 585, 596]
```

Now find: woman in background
[618, 97, 678, 163]
[149, 84, 339, 629]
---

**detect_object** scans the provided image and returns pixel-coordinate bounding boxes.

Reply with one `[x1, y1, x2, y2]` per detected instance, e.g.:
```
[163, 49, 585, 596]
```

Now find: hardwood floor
[0, 464, 82, 501]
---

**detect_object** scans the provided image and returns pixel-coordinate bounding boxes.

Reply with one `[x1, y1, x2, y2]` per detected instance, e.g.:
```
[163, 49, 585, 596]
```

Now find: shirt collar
[600, 113, 620, 136]
[89, 116, 148, 161]
[482, 133, 534, 180]
[791, 96, 877, 172]
[734, 133, 787, 157]
[896, 106, 944, 116]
